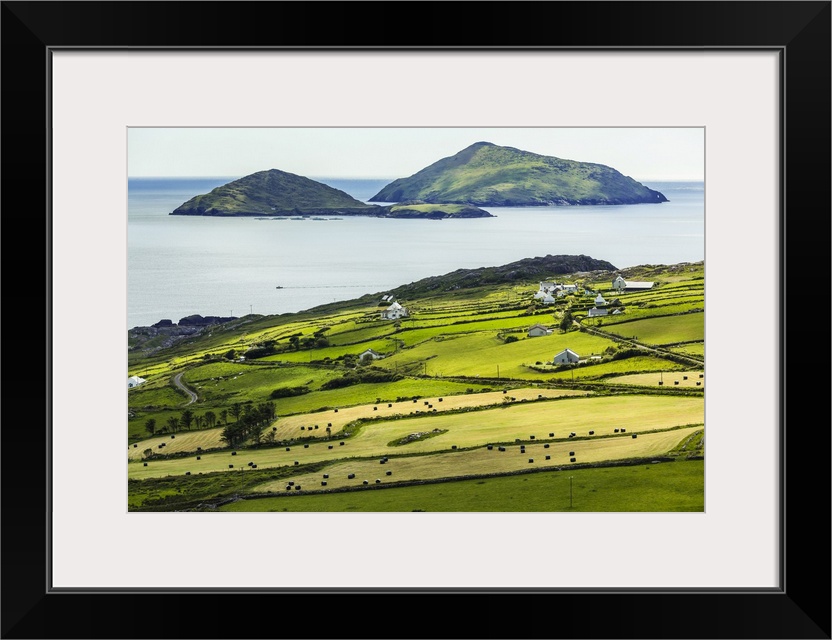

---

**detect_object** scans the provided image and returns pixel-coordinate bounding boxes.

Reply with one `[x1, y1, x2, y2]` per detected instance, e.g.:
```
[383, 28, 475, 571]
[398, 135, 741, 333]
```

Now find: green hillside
[370, 141, 669, 206]
[171, 169, 376, 216]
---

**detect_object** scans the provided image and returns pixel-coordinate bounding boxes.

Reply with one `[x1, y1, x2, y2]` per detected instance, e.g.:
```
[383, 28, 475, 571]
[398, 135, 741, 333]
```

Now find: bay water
[128, 178, 703, 329]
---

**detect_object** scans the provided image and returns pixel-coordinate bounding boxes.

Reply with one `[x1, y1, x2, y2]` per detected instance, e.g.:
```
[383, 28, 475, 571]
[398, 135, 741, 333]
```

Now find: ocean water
[127, 178, 703, 329]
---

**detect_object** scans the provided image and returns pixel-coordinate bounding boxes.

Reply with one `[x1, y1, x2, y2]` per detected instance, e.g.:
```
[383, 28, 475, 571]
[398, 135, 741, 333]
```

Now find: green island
[371, 141, 669, 206]
[127, 255, 704, 512]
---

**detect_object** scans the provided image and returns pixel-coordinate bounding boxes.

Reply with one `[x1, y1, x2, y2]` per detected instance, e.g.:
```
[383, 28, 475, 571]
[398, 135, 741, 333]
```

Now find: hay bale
[621, 428, 626, 432]
[388, 403, 392, 407]
[614, 429, 619, 433]
[143, 462, 147, 466]
[503, 390, 507, 394]
[530, 435, 535, 440]
[696, 381, 701, 386]
[528, 458, 534, 463]
[414, 399, 418, 403]
[549, 432, 554, 437]
[323, 474, 329, 479]
[247, 462, 253, 467]
[544, 444, 549, 449]
[545, 455, 551, 460]
[569, 451, 575, 456]
[348, 473, 355, 479]
[304, 444, 309, 449]
[451, 445, 457, 450]
[301, 426, 306, 430]
[294, 461, 299, 466]
[171, 435, 175, 439]
[288, 481, 294, 486]
[321, 481, 327, 486]
[632, 434, 638, 439]
[363, 480, 369, 485]
[295, 485, 301, 491]
[285, 485, 291, 491]
[334, 409, 338, 413]
[570, 457, 576, 462]
[487, 445, 493, 450]
[229, 464, 234, 468]
[133, 444, 137, 448]
[498, 447, 506, 452]
[699, 373, 704, 378]
[674, 381, 679, 385]
[231, 451, 237, 456]
[658, 381, 664, 385]
[286, 447, 291, 451]
[273, 427, 277, 431]
[380, 459, 386, 464]
[683, 375, 688, 380]
[373, 406, 377, 411]
[252, 464, 257, 469]
[386, 471, 392, 476]
[375, 479, 381, 484]
[539, 394, 543, 398]
[328, 422, 332, 427]
[328, 445, 333, 449]
[340, 442, 345, 446]
[197, 456, 201, 460]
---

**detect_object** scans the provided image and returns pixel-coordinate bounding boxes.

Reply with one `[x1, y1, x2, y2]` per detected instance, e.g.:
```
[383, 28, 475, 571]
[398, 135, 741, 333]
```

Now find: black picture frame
[2, 2, 829, 638]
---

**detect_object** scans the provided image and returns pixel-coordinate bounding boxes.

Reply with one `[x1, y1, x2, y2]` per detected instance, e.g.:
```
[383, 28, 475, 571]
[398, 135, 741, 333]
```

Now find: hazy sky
[128, 127, 704, 182]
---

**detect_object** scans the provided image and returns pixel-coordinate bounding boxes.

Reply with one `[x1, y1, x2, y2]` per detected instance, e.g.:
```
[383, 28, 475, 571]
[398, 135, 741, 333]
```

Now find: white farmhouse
[359, 348, 383, 361]
[542, 294, 556, 305]
[588, 307, 608, 317]
[595, 293, 607, 306]
[553, 348, 580, 364]
[127, 375, 147, 388]
[527, 324, 552, 337]
[562, 284, 578, 293]
[381, 301, 408, 320]
[612, 275, 655, 292]
[539, 281, 555, 293]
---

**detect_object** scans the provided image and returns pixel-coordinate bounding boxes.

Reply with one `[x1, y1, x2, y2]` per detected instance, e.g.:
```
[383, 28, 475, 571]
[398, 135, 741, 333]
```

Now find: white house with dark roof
[595, 293, 607, 306]
[553, 348, 580, 364]
[527, 323, 552, 337]
[359, 348, 383, 360]
[381, 301, 408, 320]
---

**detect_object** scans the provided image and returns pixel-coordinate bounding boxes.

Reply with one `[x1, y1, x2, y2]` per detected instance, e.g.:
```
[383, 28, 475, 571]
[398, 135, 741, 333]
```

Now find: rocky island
[371, 141, 668, 207]
[169, 169, 492, 219]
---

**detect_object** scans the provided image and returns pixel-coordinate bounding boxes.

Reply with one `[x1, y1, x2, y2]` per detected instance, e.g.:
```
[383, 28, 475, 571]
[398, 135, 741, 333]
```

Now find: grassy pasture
[252, 425, 703, 493]
[376, 331, 616, 379]
[599, 313, 704, 345]
[669, 343, 705, 357]
[540, 356, 688, 380]
[128, 395, 703, 478]
[128, 387, 587, 460]
[602, 371, 705, 388]
[219, 457, 704, 512]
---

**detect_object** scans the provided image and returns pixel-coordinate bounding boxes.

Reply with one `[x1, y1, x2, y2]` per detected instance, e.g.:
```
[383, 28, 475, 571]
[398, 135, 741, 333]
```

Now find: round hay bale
[451, 445, 457, 450]
[171, 435, 175, 439]
[632, 434, 638, 439]
[285, 485, 291, 491]
[375, 479, 381, 484]
[247, 462, 253, 467]
[373, 406, 377, 411]
[286, 447, 291, 451]
[273, 427, 277, 431]
[363, 480, 369, 485]
[388, 403, 392, 407]
[185, 471, 191, 475]
[544, 444, 549, 449]
[294, 461, 299, 466]
[334, 409, 338, 413]
[229, 464, 234, 468]
[570, 457, 576, 463]
[696, 381, 701, 386]
[589, 430, 595, 435]
[614, 429, 619, 433]
[348, 473, 355, 479]
[621, 428, 626, 432]
[683, 375, 688, 380]
[133, 444, 137, 448]
[143, 462, 147, 466]
[252, 464, 257, 468]
[295, 486, 301, 491]
[323, 474, 329, 478]
[549, 432, 554, 437]
[197, 456, 201, 460]
[699, 373, 704, 378]
[231, 451, 237, 456]
[438, 398, 443, 402]
[569, 451, 575, 456]
[545, 455, 551, 460]
[487, 445, 493, 450]
[328, 445, 333, 449]
[386, 471, 392, 476]
[328, 422, 332, 427]
[658, 381, 664, 385]
[503, 390, 507, 394]
[674, 381, 679, 385]
[528, 458, 534, 463]
[304, 444, 309, 449]
[321, 481, 327, 486]
[300, 426, 306, 430]
[340, 442, 345, 446]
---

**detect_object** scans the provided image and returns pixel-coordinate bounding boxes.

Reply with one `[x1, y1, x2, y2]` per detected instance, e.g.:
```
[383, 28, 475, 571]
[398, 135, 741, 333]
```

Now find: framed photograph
[3, 2, 829, 638]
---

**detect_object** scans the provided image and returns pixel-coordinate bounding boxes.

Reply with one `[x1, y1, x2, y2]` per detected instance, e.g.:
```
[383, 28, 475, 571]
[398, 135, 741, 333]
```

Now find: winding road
[173, 372, 198, 405]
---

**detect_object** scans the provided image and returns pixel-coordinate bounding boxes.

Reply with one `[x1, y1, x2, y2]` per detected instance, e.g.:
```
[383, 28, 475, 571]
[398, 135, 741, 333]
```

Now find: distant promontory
[370, 142, 668, 207]
[169, 169, 493, 219]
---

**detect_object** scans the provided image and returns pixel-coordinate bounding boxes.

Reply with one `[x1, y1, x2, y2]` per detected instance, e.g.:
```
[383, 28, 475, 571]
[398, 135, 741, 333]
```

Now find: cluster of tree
[269, 385, 311, 399]
[320, 367, 402, 390]
[144, 408, 228, 436]
[219, 401, 278, 448]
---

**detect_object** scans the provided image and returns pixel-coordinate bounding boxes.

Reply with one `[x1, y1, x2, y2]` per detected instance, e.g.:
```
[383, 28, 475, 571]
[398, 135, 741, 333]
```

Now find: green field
[128, 260, 705, 511]
[219, 458, 704, 512]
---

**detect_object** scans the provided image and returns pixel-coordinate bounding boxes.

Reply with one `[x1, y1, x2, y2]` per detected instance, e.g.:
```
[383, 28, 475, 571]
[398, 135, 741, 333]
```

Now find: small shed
[527, 324, 552, 337]
[127, 375, 147, 388]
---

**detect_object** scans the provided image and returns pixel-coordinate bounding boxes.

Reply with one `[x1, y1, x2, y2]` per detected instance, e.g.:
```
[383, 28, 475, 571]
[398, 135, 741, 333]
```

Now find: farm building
[553, 348, 580, 364]
[562, 284, 578, 293]
[527, 324, 552, 337]
[359, 348, 383, 361]
[595, 293, 607, 306]
[538, 281, 555, 293]
[542, 294, 556, 305]
[588, 307, 608, 317]
[533, 290, 547, 300]
[612, 308, 623, 315]
[127, 375, 147, 388]
[381, 301, 408, 320]
[612, 275, 655, 292]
